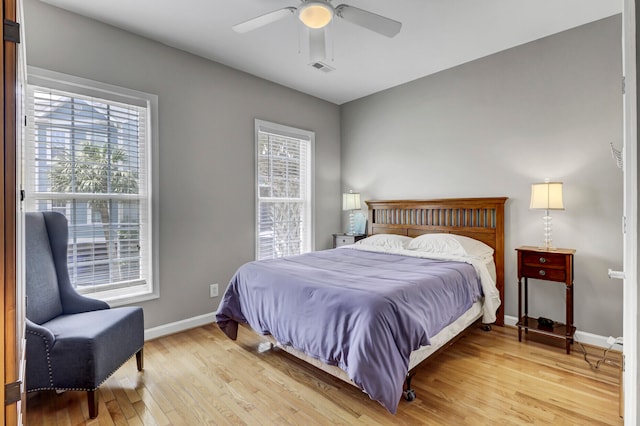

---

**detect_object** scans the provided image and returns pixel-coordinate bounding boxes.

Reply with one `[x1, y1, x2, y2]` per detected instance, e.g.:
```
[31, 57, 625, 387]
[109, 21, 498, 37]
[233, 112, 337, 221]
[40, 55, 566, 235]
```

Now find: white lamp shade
[342, 192, 361, 211]
[298, 2, 333, 28]
[530, 182, 564, 210]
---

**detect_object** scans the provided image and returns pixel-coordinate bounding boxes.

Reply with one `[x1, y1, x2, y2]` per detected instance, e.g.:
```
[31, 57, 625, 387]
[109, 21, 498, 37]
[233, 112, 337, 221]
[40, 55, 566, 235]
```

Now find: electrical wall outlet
[209, 283, 219, 298]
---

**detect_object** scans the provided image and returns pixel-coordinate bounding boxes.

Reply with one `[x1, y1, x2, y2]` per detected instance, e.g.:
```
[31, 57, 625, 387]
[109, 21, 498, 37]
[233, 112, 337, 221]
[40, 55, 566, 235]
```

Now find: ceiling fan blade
[308, 28, 326, 63]
[232, 7, 297, 33]
[334, 4, 402, 38]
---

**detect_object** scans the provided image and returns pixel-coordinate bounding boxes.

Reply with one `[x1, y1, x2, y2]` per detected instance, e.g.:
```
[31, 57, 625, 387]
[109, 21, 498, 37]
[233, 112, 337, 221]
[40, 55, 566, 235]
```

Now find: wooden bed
[261, 197, 508, 404]
[366, 197, 507, 326]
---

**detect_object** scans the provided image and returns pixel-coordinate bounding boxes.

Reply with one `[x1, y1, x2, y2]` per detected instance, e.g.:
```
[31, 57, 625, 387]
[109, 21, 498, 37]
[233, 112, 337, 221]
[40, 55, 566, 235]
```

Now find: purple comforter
[216, 248, 483, 413]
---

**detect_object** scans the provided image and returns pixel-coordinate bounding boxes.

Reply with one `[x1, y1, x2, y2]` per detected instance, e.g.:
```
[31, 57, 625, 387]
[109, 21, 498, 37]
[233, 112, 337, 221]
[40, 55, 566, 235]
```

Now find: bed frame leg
[403, 371, 416, 402]
[258, 341, 274, 353]
[482, 324, 492, 332]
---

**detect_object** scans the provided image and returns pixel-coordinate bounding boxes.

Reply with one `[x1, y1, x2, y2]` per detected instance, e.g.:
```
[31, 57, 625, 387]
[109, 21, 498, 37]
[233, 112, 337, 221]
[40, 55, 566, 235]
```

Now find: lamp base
[539, 213, 555, 251]
[347, 211, 355, 236]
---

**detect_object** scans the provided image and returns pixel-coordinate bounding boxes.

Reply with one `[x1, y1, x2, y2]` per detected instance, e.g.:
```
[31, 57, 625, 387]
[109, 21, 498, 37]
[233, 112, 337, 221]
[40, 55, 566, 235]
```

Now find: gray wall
[341, 16, 624, 337]
[23, 0, 341, 328]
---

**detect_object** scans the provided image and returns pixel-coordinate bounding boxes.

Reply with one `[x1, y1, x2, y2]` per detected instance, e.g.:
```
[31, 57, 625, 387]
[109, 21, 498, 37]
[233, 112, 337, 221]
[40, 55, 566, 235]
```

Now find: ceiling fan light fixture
[298, 2, 334, 29]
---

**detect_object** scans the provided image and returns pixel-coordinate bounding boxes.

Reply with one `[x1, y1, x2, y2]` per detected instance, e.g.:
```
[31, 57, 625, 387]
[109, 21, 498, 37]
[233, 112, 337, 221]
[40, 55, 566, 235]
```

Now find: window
[25, 67, 158, 304]
[255, 120, 314, 260]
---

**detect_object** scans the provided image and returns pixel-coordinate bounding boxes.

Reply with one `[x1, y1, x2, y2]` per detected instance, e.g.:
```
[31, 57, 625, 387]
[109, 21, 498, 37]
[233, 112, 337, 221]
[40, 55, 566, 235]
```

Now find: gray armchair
[25, 211, 144, 419]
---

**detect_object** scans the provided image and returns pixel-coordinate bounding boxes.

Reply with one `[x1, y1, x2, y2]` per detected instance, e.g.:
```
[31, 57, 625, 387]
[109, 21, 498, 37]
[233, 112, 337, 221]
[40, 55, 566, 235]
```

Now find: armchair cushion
[43, 307, 144, 390]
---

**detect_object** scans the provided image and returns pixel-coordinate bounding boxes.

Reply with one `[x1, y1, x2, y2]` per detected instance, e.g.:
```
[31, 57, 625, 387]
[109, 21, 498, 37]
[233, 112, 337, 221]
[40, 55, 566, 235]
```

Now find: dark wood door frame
[3, 0, 19, 423]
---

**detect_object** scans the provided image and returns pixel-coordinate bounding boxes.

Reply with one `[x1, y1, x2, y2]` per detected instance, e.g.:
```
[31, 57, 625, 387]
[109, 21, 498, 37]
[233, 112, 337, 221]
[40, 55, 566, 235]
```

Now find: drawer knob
[539, 257, 547, 264]
[538, 270, 546, 276]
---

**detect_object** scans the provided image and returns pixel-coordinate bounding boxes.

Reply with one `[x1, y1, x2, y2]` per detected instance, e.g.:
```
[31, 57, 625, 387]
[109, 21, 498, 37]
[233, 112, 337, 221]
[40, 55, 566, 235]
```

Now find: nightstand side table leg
[518, 276, 522, 342]
[566, 282, 573, 354]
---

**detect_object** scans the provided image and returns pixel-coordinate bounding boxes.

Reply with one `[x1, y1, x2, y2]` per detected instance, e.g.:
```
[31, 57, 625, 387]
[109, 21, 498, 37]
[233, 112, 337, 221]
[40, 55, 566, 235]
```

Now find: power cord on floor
[575, 336, 622, 370]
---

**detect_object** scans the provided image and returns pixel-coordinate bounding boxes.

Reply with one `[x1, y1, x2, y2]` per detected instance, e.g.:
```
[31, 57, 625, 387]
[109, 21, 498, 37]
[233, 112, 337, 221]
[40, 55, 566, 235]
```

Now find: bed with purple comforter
[216, 247, 485, 413]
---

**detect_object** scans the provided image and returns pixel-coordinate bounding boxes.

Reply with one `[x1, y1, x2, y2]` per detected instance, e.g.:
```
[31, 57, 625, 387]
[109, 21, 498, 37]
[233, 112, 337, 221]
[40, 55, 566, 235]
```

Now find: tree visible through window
[25, 68, 157, 302]
[50, 139, 139, 285]
[255, 120, 314, 260]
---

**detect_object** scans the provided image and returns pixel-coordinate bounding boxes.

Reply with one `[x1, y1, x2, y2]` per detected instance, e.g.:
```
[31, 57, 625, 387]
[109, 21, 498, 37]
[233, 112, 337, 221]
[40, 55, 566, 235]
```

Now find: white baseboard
[504, 315, 623, 350]
[144, 312, 217, 341]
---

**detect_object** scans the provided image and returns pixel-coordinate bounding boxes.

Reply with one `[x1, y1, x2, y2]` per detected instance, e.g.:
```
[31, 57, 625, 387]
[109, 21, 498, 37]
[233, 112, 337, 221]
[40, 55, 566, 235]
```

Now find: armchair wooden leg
[88, 390, 98, 419]
[136, 347, 144, 371]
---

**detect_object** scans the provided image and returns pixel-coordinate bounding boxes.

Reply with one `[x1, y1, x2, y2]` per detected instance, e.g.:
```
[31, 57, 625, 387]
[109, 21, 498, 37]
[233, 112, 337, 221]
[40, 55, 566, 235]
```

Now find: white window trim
[255, 119, 315, 260]
[26, 66, 160, 306]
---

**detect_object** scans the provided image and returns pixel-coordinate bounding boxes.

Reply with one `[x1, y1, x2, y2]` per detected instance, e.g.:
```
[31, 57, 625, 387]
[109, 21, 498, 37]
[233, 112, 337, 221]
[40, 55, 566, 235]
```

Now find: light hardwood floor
[26, 324, 623, 425]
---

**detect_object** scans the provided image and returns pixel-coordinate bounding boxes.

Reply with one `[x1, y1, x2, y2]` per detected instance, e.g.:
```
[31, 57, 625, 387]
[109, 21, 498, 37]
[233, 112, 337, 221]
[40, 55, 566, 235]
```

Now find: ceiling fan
[233, 1, 402, 64]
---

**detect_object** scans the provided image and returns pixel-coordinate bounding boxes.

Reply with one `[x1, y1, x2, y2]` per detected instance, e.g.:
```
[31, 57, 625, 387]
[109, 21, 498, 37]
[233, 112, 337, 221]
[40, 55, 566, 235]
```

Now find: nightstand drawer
[335, 235, 354, 247]
[521, 265, 566, 282]
[332, 233, 366, 248]
[521, 252, 566, 268]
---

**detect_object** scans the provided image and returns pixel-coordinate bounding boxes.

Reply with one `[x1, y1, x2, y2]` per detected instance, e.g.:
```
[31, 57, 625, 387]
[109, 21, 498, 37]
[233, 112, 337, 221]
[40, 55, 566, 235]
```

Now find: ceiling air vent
[309, 61, 334, 73]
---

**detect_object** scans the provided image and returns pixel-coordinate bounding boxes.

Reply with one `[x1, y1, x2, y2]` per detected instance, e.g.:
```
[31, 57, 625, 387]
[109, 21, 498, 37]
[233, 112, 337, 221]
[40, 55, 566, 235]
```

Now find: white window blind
[25, 68, 157, 302]
[256, 120, 314, 260]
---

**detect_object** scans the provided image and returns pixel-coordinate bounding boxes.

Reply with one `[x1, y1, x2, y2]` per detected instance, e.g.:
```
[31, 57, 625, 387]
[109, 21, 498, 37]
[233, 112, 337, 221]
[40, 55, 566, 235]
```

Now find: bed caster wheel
[403, 389, 416, 401]
[482, 324, 492, 332]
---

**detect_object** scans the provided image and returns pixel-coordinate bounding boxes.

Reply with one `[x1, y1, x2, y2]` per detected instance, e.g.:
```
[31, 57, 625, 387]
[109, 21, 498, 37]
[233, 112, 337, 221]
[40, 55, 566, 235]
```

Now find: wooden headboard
[365, 197, 508, 326]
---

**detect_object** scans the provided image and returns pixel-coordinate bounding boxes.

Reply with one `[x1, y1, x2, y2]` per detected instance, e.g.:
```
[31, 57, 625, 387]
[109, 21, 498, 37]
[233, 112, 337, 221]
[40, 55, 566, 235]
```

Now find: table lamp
[530, 180, 564, 250]
[342, 191, 361, 235]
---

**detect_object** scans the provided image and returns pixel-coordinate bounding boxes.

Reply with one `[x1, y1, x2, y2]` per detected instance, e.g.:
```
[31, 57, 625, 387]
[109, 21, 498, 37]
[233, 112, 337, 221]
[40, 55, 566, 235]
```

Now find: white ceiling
[39, 0, 621, 105]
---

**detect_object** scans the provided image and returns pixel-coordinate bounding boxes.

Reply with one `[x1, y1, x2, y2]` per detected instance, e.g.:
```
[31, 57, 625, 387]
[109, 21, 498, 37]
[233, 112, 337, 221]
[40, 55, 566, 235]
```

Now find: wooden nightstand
[332, 233, 366, 248]
[516, 246, 576, 354]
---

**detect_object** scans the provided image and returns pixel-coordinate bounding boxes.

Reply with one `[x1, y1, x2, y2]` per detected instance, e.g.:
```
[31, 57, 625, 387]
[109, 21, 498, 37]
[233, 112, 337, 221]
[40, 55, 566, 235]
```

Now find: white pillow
[405, 233, 494, 258]
[355, 234, 413, 251]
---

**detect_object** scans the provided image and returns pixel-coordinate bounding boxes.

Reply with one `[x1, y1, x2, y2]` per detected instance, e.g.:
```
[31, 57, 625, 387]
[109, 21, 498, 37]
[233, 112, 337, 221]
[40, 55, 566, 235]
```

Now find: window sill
[81, 285, 159, 307]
